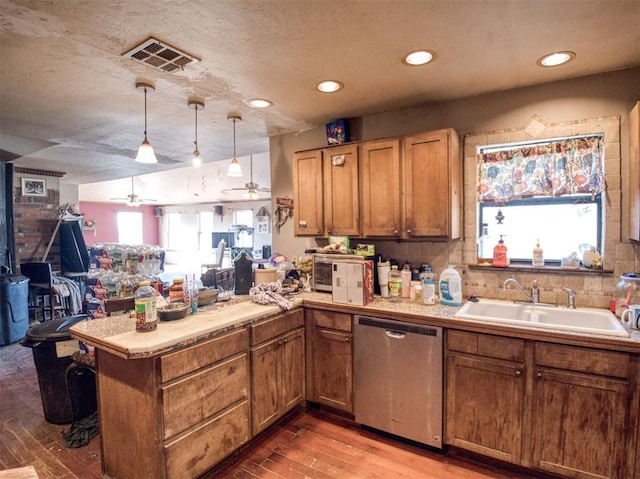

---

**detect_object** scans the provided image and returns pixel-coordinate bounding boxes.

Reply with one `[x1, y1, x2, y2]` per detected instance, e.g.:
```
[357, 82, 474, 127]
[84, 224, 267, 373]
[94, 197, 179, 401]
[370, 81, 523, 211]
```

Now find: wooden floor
[1, 340, 545, 478]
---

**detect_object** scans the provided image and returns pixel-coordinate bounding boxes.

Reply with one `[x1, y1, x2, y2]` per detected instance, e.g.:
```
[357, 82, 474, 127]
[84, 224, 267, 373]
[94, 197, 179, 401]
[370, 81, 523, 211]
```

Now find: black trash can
[0, 274, 29, 346]
[21, 315, 87, 424]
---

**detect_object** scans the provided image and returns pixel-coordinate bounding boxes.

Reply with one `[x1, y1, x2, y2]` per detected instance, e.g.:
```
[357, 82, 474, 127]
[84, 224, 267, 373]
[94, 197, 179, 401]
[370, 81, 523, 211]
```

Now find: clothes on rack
[52, 275, 83, 314]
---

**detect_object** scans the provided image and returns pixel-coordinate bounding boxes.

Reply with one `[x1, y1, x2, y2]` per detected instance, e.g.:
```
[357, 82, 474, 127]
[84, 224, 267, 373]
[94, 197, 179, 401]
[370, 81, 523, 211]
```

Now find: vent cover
[123, 37, 200, 73]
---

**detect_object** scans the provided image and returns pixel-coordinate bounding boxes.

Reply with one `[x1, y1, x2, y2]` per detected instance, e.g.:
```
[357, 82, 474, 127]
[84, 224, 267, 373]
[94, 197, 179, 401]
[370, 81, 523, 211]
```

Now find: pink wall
[79, 202, 160, 246]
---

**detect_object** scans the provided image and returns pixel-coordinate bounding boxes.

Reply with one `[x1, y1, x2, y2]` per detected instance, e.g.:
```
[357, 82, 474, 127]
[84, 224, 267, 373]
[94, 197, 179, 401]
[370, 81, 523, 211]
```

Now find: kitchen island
[72, 293, 640, 479]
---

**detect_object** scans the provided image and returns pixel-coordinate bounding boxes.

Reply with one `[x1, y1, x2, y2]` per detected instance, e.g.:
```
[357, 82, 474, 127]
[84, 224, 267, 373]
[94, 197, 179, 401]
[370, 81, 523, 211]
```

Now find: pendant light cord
[233, 118, 237, 157]
[143, 87, 148, 140]
[194, 105, 198, 148]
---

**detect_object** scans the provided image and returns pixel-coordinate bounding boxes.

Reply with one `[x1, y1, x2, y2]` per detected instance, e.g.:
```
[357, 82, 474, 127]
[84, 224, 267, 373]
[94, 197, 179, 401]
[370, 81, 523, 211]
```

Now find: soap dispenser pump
[493, 235, 509, 267]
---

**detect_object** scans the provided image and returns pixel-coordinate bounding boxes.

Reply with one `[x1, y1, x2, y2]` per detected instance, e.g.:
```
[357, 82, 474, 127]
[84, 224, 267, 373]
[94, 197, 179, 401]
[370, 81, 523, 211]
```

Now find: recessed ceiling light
[316, 80, 343, 93]
[403, 50, 436, 66]
[247, 98, 273, 108]
[537, 51, 576, 67]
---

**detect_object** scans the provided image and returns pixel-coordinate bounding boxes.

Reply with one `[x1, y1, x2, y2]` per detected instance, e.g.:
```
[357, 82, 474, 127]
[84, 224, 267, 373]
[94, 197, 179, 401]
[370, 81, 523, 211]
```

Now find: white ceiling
[1, 0, 639, 204]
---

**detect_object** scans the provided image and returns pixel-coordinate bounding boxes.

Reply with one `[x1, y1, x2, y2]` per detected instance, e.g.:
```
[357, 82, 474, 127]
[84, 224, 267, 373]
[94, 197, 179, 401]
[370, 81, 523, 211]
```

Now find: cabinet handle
[278, 340, 283, 346]
[393, 229, 399, 235]
[406, 229, 412, 234]
[515, 370, 522, 377]
[536, 372, 542, 378]
[283, 338, 288, 344]
[345, 337, 350, 343]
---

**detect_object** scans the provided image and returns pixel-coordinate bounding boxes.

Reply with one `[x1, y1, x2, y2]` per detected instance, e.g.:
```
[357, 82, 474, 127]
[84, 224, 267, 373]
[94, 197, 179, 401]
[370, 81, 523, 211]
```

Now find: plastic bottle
[377, 261, 390, 297]
[492, 235, 509, 267]
[401, 263, 412, 298]
[135, 280, 157, 332]
[439, 265, 462, 306]
[532, 239, 544, 267]
[420, 266, 437, 305]
[477, 223, 492, 265]
[388, 265, 402, 301]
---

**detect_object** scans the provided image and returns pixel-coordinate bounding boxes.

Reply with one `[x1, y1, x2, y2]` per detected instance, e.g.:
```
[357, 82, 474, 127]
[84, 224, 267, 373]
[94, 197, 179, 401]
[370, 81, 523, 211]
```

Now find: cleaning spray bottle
[493, 235, 509, 267]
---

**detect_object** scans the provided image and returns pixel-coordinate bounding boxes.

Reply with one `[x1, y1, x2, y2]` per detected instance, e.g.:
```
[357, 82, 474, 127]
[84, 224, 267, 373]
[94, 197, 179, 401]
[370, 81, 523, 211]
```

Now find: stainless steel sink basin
[455, 299, 629, 337]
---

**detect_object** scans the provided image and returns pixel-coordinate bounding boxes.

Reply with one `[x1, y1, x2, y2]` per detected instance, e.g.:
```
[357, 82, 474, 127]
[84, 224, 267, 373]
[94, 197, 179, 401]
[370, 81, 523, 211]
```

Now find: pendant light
[134, 81, 158, 164]
[188, 98, 204, 167]
[226, 114, 242, 177]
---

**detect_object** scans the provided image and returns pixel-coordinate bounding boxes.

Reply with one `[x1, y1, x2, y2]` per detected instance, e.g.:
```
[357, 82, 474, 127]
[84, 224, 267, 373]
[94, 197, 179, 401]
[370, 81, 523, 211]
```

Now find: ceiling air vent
[123, 37, 200, 73]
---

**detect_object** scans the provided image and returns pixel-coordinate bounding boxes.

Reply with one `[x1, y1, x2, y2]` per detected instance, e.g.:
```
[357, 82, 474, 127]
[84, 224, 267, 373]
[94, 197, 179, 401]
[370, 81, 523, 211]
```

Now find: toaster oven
[312, 253, 365, 291]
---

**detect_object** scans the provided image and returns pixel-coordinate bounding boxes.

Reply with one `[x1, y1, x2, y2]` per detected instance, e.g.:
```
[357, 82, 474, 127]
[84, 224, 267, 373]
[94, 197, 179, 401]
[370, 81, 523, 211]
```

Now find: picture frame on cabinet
[21, 177, 46, 197]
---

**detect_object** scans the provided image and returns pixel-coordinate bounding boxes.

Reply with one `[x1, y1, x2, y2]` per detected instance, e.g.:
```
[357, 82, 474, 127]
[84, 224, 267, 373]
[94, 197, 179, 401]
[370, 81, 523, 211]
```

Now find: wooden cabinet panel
[164, 401, 250, 479]
[160, 328, 248, 382]
[293, 149, 324, 236]
[251, 309, 303, 345]
[305, 309, 353, 413]
[446, 353, 525, 463]
[251, 336, 280, 433]
[359, 138, 401, 237]
[530, 368, 629, 479]
[323, 143, 360, 236]
[447, 330, 524, 361]
[629, 102, 639, 241]
[162, 354, 248, 439]
[535, 342, 629, 379]
[281, 328, 305, 411]
[403, 128, 461, 238]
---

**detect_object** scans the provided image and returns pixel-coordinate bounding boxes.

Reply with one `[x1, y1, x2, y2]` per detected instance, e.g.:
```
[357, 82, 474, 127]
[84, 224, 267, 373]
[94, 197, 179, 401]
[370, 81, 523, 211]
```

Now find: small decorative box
[326, 119, 349, 145]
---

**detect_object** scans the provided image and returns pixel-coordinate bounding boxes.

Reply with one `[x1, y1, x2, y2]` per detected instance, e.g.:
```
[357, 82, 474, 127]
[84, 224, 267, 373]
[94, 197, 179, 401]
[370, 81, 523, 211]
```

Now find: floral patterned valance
[477, 136, 605, 203]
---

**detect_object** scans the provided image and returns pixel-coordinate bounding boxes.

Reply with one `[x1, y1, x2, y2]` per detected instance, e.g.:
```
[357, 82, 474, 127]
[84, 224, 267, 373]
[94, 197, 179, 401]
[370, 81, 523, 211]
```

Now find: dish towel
[249, 281, 295, 310]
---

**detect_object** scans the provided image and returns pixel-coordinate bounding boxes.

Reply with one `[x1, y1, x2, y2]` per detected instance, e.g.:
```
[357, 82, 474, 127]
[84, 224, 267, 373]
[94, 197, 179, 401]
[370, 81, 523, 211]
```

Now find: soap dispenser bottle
[532, 239, 544, 267]
[493, 235, 509, 267]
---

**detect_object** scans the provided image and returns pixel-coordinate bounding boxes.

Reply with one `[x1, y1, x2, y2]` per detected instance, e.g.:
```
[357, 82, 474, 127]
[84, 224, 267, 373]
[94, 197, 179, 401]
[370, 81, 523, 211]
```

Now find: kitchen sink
[454, 299, 629, 337]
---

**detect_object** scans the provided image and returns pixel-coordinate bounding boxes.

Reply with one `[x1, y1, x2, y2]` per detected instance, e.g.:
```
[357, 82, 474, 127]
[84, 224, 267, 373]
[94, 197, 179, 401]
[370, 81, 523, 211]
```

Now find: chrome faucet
[562, 287, 576, 308]
[503, 278, 539, 303]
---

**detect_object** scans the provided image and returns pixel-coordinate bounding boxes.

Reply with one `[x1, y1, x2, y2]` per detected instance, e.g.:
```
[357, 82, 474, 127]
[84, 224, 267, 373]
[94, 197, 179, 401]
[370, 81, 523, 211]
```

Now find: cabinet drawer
[164, 400, 250, 479]
[447, 330, 524, 362]
[160, 328, 248, 382]
[251, 309, 304, 345]
[307, 309, 352, 332]
[162, 353, 248, 439]
[535, 342, 630, 378]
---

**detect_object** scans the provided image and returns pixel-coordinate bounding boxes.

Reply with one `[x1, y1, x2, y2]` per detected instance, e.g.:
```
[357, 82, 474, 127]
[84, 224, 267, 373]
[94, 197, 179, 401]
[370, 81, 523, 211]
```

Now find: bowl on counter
[198, 287, 218, 307]
[158, 303, 190, 321]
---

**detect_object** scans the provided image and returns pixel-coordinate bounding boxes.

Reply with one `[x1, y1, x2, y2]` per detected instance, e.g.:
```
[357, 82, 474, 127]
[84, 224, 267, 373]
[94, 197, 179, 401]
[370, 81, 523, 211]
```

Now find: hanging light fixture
[134, 80, 158, 164]
[226, 114, 242, 177]
[188, 97, 204, 167]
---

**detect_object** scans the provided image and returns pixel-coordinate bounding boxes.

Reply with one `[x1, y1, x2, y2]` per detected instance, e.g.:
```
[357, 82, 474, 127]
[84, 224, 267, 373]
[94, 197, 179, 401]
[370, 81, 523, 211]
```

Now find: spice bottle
[388, 265, 402, 301]
[169, 278, 185, 303]
[135, 281, 157, 332]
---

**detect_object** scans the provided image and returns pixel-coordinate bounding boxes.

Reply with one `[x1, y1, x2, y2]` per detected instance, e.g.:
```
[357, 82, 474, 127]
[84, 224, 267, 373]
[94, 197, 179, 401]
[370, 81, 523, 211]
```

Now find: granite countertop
[71, 291, 640, 359]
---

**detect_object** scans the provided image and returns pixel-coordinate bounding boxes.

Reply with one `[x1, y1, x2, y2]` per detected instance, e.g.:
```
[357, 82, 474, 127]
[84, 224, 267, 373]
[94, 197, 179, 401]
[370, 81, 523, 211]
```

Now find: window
[117, 211, 143, 244]
[233, 210, 254, 248]
[476, 134, 604, 264]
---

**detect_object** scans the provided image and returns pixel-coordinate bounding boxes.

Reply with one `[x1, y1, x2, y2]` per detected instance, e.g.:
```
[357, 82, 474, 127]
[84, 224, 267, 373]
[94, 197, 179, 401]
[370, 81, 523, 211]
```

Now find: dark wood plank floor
[1, 340, 546, 478]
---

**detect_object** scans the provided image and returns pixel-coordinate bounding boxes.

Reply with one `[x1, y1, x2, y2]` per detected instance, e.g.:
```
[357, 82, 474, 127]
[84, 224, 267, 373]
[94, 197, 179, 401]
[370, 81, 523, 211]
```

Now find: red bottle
[492, 235, 509, 267]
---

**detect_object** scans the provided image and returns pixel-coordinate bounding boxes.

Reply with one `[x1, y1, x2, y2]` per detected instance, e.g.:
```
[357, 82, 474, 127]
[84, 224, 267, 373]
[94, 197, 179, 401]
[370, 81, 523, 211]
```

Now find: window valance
[477, 135, 605, 203]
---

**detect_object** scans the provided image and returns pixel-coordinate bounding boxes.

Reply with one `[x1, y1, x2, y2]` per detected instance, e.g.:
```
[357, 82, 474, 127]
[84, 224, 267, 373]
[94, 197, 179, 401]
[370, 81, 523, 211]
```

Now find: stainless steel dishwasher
[354, 316, 443, 449]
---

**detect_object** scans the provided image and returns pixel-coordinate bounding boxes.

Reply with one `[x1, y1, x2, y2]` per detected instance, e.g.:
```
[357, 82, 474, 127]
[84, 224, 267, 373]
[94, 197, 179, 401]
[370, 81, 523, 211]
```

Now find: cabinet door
[360, 138, 401, 237]
[293, 149, 324, 236]
[307, 327, 353, 413]
[323, 143, 360, 236]
[446, 354, 525, 464]
[530, 368, 629, 479]
[629, 102, 639, 241]
[250, 337, 280, 435]
[403, 129, 461, 238]
[280, 328, 305, 412]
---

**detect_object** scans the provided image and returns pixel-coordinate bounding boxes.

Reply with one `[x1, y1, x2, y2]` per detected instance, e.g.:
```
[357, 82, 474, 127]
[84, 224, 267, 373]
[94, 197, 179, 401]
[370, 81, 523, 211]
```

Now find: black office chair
[20, 262, 56, 321]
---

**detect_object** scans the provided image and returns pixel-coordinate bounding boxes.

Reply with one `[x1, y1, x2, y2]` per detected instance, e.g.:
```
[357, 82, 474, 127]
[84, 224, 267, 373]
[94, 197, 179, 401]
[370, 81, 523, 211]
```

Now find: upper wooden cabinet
[293, 149, 324, 236]
[403, 128, 461, 238]
[360, 138, 402, 237]
[293, 144, 359, 236]
[292, 128, 461, 239]
[629, 101, 639, 241]
[323, 143, 360, 236]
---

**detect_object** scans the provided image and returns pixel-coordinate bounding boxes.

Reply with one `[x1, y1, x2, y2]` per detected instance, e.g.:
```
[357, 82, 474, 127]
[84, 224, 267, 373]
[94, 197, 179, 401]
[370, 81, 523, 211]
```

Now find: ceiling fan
[221, 155, 271, 199]
[110, 176, 157, 207]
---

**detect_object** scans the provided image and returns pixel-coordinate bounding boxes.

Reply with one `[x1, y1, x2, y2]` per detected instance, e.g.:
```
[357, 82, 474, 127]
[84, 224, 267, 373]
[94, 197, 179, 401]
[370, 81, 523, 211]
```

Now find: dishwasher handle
[385, 330, 406, 339]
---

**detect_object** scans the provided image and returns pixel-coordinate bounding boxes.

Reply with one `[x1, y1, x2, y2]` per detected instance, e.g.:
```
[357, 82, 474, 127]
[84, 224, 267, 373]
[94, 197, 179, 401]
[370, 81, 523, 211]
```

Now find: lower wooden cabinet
[305, 308, 353, 413]
[250, 309, 305, 435]
[445, 330, 637, 479]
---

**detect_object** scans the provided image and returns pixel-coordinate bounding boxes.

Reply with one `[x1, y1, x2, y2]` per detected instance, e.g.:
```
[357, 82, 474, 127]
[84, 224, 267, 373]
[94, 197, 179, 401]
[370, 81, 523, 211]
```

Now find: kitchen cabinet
[446, 330, 525, 464]
[97, 328, 250, 479]
[629, 101, 639, 241]
[292, 144, 359, 237]
[293, 149, 324, 236]
[446, 330, 637, 479]
[403, 128, 461, 238]
[250, 309, 305, 435]
[305, 308, 353, 413]
[359, 138, 402, 237]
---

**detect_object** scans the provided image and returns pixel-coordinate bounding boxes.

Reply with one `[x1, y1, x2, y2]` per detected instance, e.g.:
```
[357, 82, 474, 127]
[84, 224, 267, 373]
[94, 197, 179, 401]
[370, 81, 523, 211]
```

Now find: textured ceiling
[1, 0, 639, 204]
